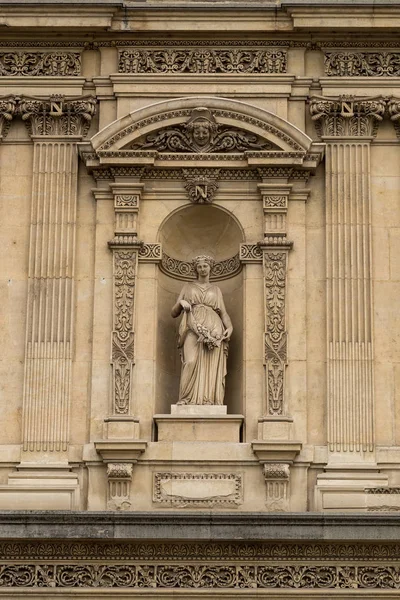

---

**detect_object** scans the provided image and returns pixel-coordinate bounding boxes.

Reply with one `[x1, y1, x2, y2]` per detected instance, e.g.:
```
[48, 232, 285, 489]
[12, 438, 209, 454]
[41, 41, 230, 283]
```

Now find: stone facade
[1, 0, 400, 595]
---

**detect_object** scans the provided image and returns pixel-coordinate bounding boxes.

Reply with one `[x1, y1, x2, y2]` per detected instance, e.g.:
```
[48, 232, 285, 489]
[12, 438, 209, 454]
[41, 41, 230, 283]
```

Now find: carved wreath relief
[112, 251, 137, 415]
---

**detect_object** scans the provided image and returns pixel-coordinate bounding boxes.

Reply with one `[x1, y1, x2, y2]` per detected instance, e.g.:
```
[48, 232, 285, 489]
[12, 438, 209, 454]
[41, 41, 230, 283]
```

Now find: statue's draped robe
[177, 282, 228, 405]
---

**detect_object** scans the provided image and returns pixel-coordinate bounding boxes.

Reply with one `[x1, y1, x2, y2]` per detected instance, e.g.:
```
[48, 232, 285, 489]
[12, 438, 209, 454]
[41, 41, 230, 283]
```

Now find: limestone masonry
[1, 0, 400, 597]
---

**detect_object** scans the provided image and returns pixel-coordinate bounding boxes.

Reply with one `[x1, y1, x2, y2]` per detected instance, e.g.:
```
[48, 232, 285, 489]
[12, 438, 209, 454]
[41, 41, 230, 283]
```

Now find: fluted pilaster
[20, 95, 96, 457]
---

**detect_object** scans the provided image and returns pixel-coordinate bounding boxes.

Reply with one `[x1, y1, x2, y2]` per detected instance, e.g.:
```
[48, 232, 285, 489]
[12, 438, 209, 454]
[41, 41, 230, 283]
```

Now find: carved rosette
[309, 95, 386, 138]
[18, 94, 96, 137]
[263, 463, 290, 511]
[106, 462, 133, 511]
[0, 95, 17, 138]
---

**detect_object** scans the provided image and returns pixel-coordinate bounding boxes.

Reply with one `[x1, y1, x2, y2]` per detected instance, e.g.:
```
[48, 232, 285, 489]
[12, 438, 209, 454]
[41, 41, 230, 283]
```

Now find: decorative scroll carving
[0, 94, 17, 137]
[131, 107, 273, 153]
[263, 195, 287, 208]
[160, 252, 241, 282]
[138, 243, 162, 262]
[387, 97, 400, 138]
[99, 108, 304, 152]
[112, 251, 137, 415]
[4, 563, 400, 589]
[119, 47, 287, 74]
[325, 52, 400, 76]
[263, 463, 290, 511]
[239, 243, 263, 263]
[19, 94, 96, 137]
[310, 95, 386, 137]
[0, 51, 80, 76]
[183, 169, 219, 203]
[263, 251, 288, 416]
[153, 473, 242, 507]
[107, 463, 133, 511]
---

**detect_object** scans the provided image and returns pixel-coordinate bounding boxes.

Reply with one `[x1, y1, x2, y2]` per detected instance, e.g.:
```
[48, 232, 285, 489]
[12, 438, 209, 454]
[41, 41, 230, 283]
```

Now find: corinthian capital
[0, 95, 17, 138]
[18, 94, 96, 137]
[310, 95, 386, 138]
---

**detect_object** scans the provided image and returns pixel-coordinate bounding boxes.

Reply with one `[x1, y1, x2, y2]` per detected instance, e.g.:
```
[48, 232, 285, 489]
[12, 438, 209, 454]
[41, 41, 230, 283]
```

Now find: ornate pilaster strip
[0, 95, 17, 138]
[108, 185, 143, 416]
[20, 95, 96, 454]
[258, 185, 292, 416]
[106, 463, 133, 511]
[310, 96, 384, 455]
[263, 463, 290, 511]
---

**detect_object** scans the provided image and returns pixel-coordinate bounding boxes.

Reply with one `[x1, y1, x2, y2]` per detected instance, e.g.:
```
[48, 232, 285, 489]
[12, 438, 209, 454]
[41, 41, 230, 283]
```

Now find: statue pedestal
[154, 406, 243, 442]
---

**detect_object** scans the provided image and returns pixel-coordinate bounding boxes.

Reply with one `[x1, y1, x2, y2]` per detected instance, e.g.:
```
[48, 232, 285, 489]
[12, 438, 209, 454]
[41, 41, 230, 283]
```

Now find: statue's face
[192, 120, 211, 147]
[196, 260, 211, 278]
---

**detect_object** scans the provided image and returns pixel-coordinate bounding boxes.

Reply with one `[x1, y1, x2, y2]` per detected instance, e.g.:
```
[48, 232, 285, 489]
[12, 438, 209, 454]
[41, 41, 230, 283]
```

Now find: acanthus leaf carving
[18, 94, 96, 137]
[310, 95, 386, 138]
[0, 94, 17, 137]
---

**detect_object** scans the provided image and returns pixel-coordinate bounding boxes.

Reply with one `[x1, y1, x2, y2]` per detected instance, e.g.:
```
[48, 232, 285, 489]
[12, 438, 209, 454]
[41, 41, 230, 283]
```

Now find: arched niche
[155, 204, 244, 415]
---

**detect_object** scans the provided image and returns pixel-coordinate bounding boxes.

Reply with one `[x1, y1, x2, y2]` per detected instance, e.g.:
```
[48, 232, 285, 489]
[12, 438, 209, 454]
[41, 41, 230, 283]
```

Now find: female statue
[171, 255, 233, 405]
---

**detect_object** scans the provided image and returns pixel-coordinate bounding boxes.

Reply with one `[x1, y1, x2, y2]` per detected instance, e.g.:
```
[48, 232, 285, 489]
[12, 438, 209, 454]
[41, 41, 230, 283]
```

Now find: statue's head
[186, 107, 218, 150]
[192, 254, 215, 278]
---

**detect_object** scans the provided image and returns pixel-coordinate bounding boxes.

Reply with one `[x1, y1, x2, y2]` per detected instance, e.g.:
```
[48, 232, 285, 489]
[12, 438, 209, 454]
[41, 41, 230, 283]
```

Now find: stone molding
[310, 95, 386, 138]
[119, 47, 287, 74]
[325, 51, 400, 77]
[0, 51, 81, 76]
[153, 472, 243, 507]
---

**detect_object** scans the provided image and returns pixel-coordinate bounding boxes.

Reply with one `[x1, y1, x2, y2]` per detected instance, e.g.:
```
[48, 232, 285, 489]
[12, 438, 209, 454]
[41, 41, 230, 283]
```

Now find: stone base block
[0, 468, 80, 510]
[315, 470, 389, 512]
[258, 416, 293, 440]
[154, 414, 244, 442]
[104, 416, 140, 440]
[171, 404, 227, 416]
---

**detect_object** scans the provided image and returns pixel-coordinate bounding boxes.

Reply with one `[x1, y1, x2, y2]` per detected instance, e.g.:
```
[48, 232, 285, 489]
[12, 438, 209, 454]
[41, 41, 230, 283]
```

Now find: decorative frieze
[153, 472, 243, 508]
[118, 47, 287, 74]
[138, 243, 162, 262]
[21, 96, 97, 455]
[3, 563, 400, 589]
[325, 51, 400, 76]
[160, 252, 241, 282]
[107, 463, 133, 511]
[263, 463, 290, 511]
[19, 94, 96, 137]
[0, 51, 81, 76]
[239, 243, 263, 263]
[310, 95, 377, 455]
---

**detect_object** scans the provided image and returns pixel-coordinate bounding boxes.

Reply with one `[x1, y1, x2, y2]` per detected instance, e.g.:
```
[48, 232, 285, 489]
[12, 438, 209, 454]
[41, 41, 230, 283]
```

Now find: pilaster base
[315, 469, 389, 512]
[0, 467, 80, 510]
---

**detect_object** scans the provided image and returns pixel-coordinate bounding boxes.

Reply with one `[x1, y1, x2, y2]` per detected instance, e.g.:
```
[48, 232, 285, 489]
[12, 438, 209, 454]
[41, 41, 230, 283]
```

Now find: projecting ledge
[252, 440, 302, 463]
[94, 440, 147, 462]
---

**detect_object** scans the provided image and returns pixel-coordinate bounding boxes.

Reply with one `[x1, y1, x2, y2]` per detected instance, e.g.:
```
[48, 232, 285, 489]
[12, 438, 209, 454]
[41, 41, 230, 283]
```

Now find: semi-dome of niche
[159, 205, 244, 281]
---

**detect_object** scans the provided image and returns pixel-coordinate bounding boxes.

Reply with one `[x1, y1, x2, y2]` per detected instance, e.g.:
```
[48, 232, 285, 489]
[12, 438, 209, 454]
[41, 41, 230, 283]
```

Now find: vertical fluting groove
[326, 141, 374, 455]
[22, 141, 78, 454]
